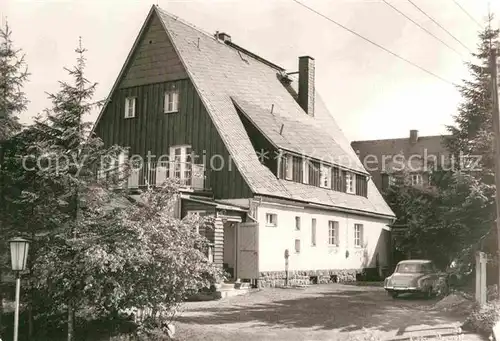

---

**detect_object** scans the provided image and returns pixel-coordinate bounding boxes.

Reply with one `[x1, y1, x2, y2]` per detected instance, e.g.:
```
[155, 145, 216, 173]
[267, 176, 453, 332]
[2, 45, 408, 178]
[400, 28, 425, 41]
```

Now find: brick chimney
[215, 31, 231, 43]
[410, 130, 418, 144]
[298, 56, 315, 116]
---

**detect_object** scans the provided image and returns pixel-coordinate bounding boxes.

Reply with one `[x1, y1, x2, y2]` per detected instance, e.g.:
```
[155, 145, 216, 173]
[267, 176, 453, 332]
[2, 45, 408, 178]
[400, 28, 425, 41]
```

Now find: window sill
[266, 224, 277, 228]
[328, 245, 340, 248]
[164, 110, 179, 114]
[124, 116, 136, 119]
[311, 244, 316, 247]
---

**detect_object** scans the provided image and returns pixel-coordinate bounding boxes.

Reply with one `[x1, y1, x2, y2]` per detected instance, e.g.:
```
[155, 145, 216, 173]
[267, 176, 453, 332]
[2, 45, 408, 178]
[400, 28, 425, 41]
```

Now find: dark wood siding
[292, 156, 302, 182]
[340, 170, 347, 192]
[95, 78, 252, 199]
[309, 161, 320, 187]
[332, 167, 341, 191]
[181, 200, 216, 218]
[237, 109, 278, 174]
[120, 14, 187, 89]
[355, 174, 368, 197]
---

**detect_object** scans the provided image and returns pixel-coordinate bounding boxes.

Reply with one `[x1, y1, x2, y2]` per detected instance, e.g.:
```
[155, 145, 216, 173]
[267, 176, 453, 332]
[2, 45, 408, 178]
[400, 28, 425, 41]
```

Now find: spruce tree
[445, 16, 499, 183]
[0, 22, 29, 335]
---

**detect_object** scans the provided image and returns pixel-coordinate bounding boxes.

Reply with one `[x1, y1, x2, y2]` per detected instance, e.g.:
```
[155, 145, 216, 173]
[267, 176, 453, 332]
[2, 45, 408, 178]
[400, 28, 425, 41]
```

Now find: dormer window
[125, 97, 136, 118]
[285, 155, 293, 180]
[320, 165, 331, 188]
[164, 89, 179, 113]
[346, 172, 355, 194]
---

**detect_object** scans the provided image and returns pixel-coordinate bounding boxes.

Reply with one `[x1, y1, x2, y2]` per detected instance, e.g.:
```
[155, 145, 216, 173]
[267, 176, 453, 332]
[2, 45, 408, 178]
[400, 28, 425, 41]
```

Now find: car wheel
[389, 291, 399, 299]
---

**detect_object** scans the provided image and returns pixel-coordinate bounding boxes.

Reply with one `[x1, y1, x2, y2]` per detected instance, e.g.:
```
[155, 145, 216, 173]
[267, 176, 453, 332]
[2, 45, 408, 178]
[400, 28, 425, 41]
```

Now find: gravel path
[173, 284, 485, 341]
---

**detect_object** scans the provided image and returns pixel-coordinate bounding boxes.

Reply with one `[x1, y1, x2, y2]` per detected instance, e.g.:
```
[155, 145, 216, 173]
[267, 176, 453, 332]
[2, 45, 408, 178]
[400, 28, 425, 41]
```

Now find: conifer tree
[0, 22, 29, 335]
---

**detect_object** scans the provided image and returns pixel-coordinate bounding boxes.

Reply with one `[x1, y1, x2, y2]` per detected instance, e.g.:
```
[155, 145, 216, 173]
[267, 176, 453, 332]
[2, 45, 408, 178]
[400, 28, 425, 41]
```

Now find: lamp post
[9, 238, 30, 341]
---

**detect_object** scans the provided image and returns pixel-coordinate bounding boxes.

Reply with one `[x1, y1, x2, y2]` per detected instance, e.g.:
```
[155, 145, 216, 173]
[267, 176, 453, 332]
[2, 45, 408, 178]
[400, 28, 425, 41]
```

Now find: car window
[396, 262, 434, 273]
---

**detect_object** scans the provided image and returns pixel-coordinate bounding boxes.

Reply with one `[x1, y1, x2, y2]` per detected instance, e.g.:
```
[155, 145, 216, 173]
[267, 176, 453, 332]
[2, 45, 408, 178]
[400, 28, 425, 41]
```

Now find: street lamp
[9, 237, 30, 341]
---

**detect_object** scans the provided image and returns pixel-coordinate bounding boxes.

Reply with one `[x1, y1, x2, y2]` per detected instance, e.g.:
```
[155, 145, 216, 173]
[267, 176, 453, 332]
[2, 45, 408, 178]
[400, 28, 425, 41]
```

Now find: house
[92, 5, 395, 287]
[351, 130, 450, 193]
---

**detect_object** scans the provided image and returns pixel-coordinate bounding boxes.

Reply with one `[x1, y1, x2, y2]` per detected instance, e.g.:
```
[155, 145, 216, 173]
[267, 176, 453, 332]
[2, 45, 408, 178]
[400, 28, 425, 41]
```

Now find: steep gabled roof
[96, 5, 394, 219]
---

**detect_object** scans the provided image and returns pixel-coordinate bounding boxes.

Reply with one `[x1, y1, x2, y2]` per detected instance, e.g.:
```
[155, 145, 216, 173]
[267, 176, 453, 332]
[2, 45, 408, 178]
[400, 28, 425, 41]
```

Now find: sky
[2, 0, 498, 141]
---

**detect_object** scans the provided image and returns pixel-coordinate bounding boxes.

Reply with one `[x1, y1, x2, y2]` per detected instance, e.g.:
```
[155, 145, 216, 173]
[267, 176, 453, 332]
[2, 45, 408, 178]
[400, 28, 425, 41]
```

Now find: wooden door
[236, 222, 259, 280]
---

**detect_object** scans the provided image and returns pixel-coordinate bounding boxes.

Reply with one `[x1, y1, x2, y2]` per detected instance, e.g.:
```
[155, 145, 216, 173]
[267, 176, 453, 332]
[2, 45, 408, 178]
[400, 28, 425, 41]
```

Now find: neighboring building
[351, 130, 450, 193]
[93, 5, 395, 287]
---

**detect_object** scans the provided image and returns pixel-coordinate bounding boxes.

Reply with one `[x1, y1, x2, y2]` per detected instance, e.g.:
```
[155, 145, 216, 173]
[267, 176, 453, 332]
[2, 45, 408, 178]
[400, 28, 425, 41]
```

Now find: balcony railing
[127, 161, 206, 191]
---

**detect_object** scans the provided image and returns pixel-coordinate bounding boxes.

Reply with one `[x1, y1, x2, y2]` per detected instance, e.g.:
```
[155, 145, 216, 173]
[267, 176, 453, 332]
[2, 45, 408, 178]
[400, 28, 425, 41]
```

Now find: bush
[463, 301, 500, 336]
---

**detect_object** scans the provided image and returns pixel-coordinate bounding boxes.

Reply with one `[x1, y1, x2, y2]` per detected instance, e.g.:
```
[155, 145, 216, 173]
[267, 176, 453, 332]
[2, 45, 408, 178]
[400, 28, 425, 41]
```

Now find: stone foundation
[258, 269, 362, 288]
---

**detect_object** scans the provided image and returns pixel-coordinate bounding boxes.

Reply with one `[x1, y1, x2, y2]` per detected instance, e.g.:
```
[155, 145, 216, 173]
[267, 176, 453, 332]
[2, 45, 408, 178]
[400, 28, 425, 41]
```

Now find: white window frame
[346, 172, 355, 194]
[320, 165, 331, 188]
[354, 224, 363, 248]
[302, 159, 309, 184]
[285, 154, 293, 180]
[328, 221, 339, 246]
[388, 174, 396, 186]
[294, 239, 301, 253]
[311, 218, 317, 246]
[295, 216, 301, 231]
[169, 145, 192, 182]
[125, 97, 136, 118]
[164, 89, 179, 114]
[411, 173, 422, 186]
[266, 213, 278, 227]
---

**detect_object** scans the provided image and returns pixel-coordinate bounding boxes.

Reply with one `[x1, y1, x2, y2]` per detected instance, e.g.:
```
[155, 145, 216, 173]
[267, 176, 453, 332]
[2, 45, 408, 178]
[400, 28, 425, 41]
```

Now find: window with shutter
[124, 97, 136, 118]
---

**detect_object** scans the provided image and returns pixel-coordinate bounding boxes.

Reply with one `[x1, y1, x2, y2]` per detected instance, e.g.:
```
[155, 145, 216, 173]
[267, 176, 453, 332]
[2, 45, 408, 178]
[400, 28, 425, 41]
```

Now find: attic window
[125, 97, 136, 118]
[164, 89, 179, 113]
[320, 165, 331, 188]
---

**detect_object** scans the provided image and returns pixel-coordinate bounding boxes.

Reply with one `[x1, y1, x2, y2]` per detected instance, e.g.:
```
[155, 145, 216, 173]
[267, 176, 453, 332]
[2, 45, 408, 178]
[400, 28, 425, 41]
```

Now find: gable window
[295, 239, 301, 253]
[320, 165, 331, 188]
[302, 159, 309, 184]
[311, 218, 317, 246]
[169, 145, 192, 185]
[411, 173, 422, 186]
[125, 97, 136, 118]
[295, 216, 301, 231]
[164, 89, 179, 113]
[285, 155, 293, 180]
[354, 224, 364, 248]
[266, 213, 278, 227]
[346, 172, 355, 194]
[328, 221, 339, 246]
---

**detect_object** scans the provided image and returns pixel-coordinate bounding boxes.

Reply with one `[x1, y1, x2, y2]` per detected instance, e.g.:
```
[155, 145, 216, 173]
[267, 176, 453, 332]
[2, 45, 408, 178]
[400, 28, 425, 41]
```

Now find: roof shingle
[149, 6, 395, 218]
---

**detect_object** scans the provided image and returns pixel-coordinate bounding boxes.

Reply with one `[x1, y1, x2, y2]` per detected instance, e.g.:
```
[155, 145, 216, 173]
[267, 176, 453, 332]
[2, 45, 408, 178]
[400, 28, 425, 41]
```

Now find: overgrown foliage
[1, 40, 222, 341]
[384, 18, 499, 273]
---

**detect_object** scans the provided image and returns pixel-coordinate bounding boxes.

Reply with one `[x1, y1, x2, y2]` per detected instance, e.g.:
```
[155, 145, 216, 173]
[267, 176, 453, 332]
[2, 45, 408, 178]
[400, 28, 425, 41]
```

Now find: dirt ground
[173, 284, 484, 341]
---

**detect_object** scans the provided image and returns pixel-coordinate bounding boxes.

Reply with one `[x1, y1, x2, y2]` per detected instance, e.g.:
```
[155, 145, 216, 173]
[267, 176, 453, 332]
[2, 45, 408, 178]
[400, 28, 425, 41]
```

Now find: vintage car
[384, 259, 447, 298]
